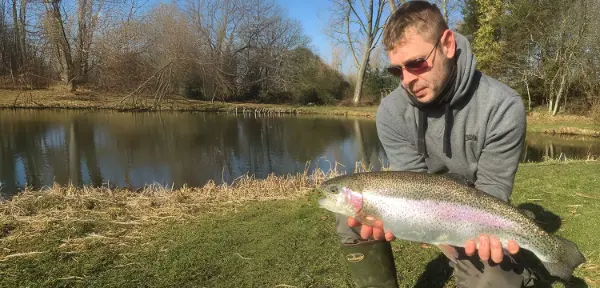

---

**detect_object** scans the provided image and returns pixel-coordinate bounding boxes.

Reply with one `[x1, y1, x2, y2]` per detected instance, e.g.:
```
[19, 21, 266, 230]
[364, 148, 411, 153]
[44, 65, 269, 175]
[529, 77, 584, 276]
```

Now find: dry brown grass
[0, 166, 346, 257]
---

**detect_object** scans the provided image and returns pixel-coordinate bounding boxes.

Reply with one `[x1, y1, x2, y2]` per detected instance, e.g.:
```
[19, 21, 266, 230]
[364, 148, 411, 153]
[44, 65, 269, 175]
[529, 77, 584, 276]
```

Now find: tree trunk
[45, 1, 75, 89]
[329, 0, 385, 105]
[352, 0, 377, 105]
[18, 0, 25, 65]
[11, 0, 20, 71]
[77, 0, 89, 82]
[352, 45, 371, 104]
[76, 0, 102, 85]
[441, 0, 449, 23]
[552, 73, 567, 116]
[525, 79, 531, 111]
[9, 0, 26, 70]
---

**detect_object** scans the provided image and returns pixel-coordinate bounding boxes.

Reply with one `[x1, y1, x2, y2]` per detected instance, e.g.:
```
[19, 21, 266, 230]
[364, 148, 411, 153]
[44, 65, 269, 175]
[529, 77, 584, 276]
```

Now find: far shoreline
[1, 88, 599, 137]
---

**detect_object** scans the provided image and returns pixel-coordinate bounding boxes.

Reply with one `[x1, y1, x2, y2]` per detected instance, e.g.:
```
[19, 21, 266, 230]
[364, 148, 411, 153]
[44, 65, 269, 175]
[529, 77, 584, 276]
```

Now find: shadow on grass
[516, 203, 588, 288]
[411, 202, 588, 288]
[412, 253, 454, 288]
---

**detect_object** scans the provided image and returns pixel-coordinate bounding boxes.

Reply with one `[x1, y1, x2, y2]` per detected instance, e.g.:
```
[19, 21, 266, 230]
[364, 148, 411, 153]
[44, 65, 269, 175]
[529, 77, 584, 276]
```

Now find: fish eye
[327, 185, 340, 193]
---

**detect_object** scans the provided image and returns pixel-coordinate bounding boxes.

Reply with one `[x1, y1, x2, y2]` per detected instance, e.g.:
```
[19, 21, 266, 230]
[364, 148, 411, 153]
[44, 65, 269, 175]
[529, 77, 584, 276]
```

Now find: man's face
[387, 27, 455, 104]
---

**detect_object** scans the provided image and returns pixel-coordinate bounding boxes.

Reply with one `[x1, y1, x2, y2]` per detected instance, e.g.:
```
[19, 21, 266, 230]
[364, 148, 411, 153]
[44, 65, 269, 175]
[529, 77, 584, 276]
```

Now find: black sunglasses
[387, 36, 441, 79]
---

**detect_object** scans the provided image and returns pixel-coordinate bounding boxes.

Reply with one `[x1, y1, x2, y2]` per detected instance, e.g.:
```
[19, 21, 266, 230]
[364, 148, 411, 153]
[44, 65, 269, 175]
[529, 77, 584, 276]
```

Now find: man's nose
[401, 70, 418, 87]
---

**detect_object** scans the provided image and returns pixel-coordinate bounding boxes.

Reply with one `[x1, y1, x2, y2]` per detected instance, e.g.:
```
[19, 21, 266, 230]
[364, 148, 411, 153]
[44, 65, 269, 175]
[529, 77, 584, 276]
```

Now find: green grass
[527, 123, 600, 136]
[0, 88, 379, 118]
[0, 163, 599, 288]
[528, 122, 600, 132]
[527, 111, 600, 136]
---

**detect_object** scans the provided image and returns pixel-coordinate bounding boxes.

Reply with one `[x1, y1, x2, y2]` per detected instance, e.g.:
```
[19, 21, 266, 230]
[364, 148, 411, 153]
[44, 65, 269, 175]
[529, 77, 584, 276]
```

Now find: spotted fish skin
[317, 171, 586, 281]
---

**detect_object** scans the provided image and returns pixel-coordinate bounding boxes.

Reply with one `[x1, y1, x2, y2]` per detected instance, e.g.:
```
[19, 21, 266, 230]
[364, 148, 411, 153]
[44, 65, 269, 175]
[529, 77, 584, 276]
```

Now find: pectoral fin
[438, 244, 458, 264]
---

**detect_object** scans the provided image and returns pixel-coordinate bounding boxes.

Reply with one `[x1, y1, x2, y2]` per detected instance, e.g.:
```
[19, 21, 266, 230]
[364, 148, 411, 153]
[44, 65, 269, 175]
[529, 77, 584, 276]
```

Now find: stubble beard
[427, 55, 453, 104]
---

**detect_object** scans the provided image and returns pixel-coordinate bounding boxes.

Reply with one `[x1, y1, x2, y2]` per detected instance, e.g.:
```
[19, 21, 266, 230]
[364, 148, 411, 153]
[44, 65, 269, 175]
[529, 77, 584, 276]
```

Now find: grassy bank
[3, 89, 600, 135]
[0, 88, 379, 118]
[527, 111, 600, 137]
[0, 161, 599, 287]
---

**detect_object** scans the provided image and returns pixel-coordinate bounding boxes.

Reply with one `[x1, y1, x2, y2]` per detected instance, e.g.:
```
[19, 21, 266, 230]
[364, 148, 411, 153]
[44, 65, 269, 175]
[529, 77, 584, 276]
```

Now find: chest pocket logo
[465, 134, 478, 142]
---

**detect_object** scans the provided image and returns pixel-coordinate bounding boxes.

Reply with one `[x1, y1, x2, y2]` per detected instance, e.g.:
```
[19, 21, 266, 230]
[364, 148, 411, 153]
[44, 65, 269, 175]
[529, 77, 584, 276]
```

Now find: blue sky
[276, 0, 335, 63]
[275, 0, 396, 74]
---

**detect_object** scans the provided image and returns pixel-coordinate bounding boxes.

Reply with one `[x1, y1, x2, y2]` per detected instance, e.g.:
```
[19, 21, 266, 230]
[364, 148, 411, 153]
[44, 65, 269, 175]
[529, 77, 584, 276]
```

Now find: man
[336, 1, 530, 288]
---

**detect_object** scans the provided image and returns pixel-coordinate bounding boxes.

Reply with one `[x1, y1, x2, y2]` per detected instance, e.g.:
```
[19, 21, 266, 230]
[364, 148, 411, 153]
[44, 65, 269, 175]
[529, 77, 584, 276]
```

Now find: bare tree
[533, 0, 590, 115]
[11, 0, 26, 70]
[388, 0, 396, 11]
[41, 0, 112, 90]
[331, 45, 344, 72]
[368, 44, 387, 71]
[3, 0, 347, 105]
[327, 0, 387, 105]
[236, 1, 301, 94]
[491, 0, 597, 115]
[76, 0, 105, 84]
[1, 0, 9, 75]
[434, 0, 462, 28]
[184, 0, 253, 101]
[43, 0, 74, 88]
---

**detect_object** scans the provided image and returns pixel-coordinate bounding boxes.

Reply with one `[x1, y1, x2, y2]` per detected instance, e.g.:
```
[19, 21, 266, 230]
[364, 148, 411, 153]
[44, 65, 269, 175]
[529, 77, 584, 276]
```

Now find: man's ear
[440, 29, 456, 59]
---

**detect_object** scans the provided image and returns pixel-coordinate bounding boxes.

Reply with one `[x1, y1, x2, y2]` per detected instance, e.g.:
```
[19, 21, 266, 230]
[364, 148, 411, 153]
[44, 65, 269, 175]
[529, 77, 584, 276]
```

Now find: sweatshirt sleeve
[376, 103, 428, 172]
[475, 95, 527, 202]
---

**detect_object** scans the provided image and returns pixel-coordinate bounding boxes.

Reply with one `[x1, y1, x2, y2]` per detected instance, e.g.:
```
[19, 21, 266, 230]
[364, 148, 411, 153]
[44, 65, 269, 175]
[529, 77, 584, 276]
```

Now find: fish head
[317, 181, 363, 217]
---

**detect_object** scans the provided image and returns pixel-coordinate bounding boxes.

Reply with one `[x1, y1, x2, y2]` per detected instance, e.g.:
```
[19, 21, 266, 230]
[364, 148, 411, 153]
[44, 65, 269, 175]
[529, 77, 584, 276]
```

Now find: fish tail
[541, 236, 586, 281]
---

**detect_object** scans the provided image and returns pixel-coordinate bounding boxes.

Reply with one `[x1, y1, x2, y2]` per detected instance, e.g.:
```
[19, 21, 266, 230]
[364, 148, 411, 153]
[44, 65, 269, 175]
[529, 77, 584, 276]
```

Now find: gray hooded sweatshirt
[376, 32, 526, 202]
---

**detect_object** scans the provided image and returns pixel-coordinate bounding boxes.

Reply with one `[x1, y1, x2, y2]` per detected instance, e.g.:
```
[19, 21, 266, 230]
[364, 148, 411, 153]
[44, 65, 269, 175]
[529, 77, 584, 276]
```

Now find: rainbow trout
[317, 171, 585, 280]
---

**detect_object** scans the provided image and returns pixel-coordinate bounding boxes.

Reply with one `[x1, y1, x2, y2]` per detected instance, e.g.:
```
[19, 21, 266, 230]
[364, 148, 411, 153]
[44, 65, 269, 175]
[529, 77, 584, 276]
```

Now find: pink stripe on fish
[343, 187, 363, 213]
[433, 201, 514, 229]
[367, 195, 515, 229]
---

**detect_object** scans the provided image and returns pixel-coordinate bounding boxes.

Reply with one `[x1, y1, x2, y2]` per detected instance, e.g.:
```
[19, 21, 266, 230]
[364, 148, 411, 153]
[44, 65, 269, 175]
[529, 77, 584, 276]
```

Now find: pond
[1, 109, 599, 198]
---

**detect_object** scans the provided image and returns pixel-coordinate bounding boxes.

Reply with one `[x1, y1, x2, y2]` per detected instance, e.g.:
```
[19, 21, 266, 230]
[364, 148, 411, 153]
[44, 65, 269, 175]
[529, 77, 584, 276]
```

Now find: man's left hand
[465, 234, 520, 263]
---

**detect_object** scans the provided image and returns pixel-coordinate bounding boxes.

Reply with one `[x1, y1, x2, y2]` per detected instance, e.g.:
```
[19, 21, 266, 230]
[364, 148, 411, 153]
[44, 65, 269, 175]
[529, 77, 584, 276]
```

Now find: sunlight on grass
[0, 161, 598, 287]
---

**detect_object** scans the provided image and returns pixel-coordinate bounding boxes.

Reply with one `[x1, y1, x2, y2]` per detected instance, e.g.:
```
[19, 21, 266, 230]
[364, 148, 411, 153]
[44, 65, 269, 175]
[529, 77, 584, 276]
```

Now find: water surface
[1, 109, 598, 197]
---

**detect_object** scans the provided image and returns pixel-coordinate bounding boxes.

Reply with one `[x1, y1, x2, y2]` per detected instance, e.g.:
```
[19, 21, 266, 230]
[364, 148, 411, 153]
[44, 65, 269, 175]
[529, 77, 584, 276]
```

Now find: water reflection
[0, 110, 389, 197]
[0, 109, 598, 197]
[522, 133, 600, 162]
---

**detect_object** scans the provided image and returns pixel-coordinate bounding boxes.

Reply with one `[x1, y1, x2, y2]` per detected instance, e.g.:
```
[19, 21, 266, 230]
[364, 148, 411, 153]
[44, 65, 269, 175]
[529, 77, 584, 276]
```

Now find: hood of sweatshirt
[402, 32, 478, 158]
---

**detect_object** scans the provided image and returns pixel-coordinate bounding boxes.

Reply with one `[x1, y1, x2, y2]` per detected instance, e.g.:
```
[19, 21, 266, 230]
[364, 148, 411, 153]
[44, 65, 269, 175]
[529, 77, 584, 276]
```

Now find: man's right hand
[348, 216, 396, 241]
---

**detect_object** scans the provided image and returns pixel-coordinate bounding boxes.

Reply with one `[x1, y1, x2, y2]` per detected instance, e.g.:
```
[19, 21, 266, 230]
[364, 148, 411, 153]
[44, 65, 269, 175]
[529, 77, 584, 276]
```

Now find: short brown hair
[382, 1, 448, 51]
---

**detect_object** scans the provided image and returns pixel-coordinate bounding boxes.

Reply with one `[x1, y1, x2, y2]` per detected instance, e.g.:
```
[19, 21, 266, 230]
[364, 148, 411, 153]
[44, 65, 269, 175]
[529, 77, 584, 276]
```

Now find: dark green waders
[340, 239, 400, 288]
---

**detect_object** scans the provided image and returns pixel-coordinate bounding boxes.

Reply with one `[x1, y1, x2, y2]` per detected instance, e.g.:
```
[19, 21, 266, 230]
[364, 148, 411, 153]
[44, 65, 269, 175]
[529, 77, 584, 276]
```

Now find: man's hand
[465, 235, 520, 263]
[348, 217, 520, 263]
[347, 216, 395, 241]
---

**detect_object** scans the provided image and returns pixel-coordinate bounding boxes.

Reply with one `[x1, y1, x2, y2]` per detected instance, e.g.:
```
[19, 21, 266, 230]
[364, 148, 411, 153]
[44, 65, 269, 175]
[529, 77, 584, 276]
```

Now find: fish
[317, 171, 586, 281]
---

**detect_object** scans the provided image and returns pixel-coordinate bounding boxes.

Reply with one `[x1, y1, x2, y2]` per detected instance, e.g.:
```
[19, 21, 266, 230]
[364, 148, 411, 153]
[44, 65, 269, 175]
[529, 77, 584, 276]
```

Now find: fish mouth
[317, 188, 340, 210]
[316, 185, 360, 217]
[317, 197, 337, 211]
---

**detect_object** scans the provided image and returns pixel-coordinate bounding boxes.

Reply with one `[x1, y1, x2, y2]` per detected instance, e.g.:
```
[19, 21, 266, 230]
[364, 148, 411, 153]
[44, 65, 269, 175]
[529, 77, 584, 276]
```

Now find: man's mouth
[413, 88, 426, 97]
